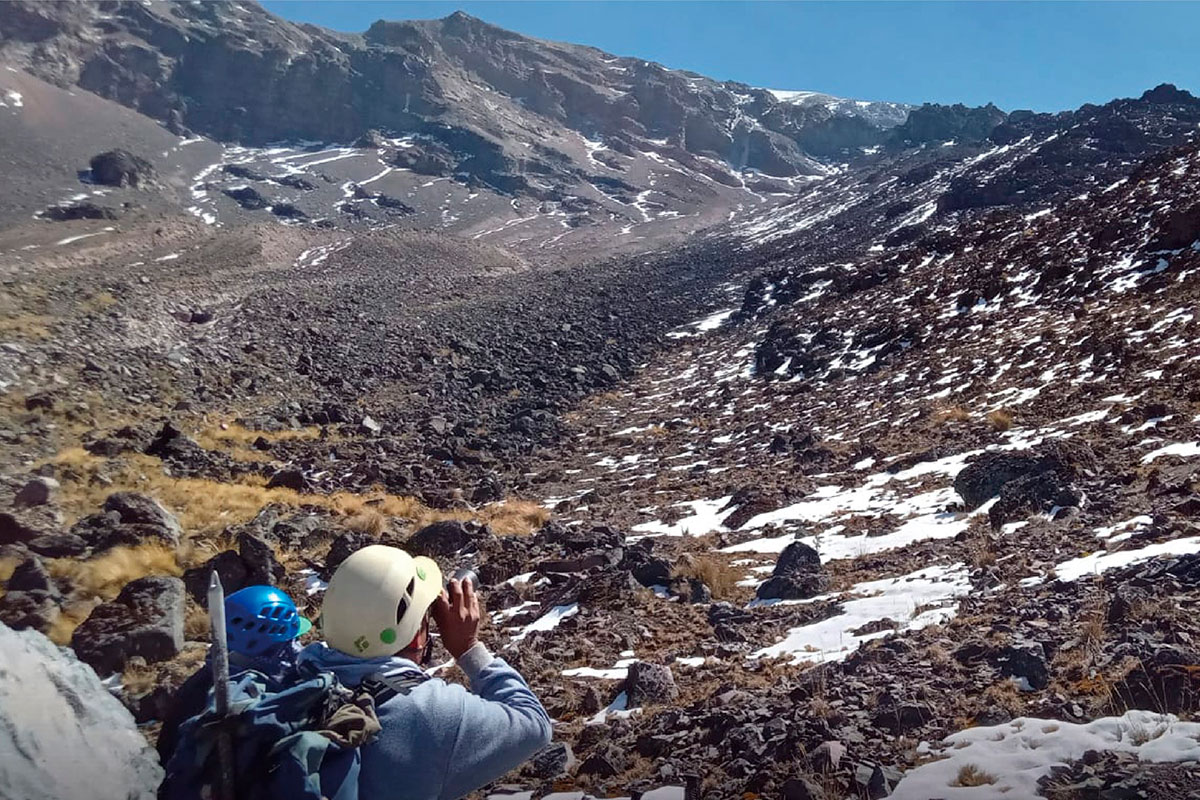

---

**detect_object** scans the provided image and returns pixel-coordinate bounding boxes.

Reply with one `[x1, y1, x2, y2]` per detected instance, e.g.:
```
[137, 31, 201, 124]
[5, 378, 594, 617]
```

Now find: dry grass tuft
[49, 449, 553, 539]
[987, 409, 1015, 431]
[345, 510, 387, 536]
[953, 764, 997, 787]
[47, 543, 181, 602]
[46, 599, 100, 646]
[121, 657, 160, 696]
[981, 678, 1026, 716]
[184, 599, 211, 642]
[933, 405, 972, 424]
[673, 553, 744, 599]
[480, 499, 550, 536]
[193, 422, 323, 451]
[0, 313, 55, 339]
[0, 556, 19, 601]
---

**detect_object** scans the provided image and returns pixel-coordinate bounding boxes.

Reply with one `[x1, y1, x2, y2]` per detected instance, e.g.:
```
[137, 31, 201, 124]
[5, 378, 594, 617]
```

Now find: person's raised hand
[430, 578, 481, 659]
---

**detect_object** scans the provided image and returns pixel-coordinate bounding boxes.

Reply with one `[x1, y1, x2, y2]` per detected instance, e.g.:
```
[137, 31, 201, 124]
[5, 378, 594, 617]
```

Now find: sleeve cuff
[455, 642, 494, 682]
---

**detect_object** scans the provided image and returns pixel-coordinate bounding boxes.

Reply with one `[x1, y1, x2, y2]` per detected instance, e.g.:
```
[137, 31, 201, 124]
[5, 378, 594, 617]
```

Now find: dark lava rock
[774, 540, 822, 574]
[623, 545, 672, 588]
[528, 741, 574, 778]
[406, 520, 492, 558]
[223, 185, 269, 210]
[625, 661, 678, 707]
[990, 470, 1084, 526]
[326, 531, 372, 573]
[238, 531, 283, 586]
[757, 541, 829, 600]
[14, 477, 58, 508]
[90, 149, 157, 188]
[994, 639, 1050, 690]
[71, 576, 185, 675]
[0, 511, 57, 546]
[782, 776, 826, 800]
[575, 569, 642, 607]
[577, 741, 627, 777]
[871, 698, 933, 733]
[43, 202, 121, 221]
[955, 440, 1097, 510]
[266, 468, 310, 492]
[182, 550, 248, 605]
[0, 590, 58, 632]
[6, 556, 56, 595]
[103, 493, 181, 540]
[26, 533, 88, 558]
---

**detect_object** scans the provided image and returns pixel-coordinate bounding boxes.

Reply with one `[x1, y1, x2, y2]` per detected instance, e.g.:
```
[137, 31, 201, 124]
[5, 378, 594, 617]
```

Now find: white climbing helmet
[321, 545, 443, 658]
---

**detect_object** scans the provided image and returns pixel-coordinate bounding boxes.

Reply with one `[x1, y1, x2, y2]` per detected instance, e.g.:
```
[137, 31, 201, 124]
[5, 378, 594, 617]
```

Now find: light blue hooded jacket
[297, 641, 552, 800]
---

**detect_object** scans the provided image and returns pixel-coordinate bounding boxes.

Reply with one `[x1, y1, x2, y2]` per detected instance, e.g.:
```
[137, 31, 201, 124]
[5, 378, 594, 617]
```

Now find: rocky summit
[1, 2, 1199, 798]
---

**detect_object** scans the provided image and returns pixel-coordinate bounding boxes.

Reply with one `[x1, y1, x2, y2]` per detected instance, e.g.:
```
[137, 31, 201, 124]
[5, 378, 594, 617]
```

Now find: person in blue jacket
[156, 584, 311, 762]
[299, 544, 552, 800]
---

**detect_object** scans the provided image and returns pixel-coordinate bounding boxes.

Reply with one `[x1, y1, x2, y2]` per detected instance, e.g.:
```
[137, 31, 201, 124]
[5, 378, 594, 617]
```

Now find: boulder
[266, 467, 310, 492]
[406, 520, 491, 558]
[103, 493, 182, 546]
[0, 511, 55, 546]
[182, 550, 248, 605]
[14, 477, 59, 507]
[26, 533, 88, 558]
[774, 540, 822, 575]
[528, 741, 575, 778]
[994, 639, 1050, 690]
[0, 622, 163, 800]
[577, 741, 627, 777]
[955, 440, 1097, 510]
[71, 576, 185, 675]
[238, 530, 283, 585]
[89, 149, 157, 188]
[756, 572, 829, 600]
[0, 591, 58, 632]
[625, 661, 678, 707]
[6, 556, 56, 595]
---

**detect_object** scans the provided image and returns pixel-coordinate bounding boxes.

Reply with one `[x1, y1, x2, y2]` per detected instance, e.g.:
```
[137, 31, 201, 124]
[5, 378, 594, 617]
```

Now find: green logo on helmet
[416, 565, 427, 581]
[354, 635, 370, 652]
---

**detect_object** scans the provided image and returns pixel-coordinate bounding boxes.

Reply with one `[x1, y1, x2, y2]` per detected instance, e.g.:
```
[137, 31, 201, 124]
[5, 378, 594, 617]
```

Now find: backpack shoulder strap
[360, 671, 429, 704]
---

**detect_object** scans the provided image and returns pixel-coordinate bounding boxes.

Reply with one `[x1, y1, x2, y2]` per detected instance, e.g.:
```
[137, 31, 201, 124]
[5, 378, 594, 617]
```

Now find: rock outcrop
[0, 622, 163, 800]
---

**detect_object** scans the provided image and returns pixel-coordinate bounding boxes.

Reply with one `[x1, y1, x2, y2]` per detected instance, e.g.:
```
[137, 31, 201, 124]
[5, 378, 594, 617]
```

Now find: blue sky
[261, 2, 1198, 112]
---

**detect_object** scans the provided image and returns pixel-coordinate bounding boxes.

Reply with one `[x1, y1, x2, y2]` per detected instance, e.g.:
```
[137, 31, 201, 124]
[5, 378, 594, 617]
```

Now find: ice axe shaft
[207, 572, 235, 800]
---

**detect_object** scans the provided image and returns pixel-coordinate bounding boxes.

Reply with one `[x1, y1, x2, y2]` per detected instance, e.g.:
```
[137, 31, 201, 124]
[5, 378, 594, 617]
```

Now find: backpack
[160, 664, 427, 800]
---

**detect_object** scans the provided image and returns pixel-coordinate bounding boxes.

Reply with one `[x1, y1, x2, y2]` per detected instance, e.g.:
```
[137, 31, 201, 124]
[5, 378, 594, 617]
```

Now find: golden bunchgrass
[47, 543, 182, 602]
[47, 449, 550, 538]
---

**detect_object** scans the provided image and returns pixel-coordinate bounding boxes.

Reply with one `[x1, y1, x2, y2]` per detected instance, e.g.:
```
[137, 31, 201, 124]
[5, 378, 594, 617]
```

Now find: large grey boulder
[71, 575, 185, 675]
[0, 622, 162, 800]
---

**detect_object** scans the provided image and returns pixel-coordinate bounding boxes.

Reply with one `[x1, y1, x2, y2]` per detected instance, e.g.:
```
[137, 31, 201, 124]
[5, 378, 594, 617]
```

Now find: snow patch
[893, 711, 1200, 799]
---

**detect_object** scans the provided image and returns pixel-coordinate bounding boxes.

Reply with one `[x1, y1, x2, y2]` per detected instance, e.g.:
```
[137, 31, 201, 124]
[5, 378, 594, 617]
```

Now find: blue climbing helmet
[224, 585, 312, 656]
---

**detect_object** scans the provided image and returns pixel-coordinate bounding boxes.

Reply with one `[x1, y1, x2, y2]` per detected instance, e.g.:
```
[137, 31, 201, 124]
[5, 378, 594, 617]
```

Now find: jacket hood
[298, 641, 426, 686]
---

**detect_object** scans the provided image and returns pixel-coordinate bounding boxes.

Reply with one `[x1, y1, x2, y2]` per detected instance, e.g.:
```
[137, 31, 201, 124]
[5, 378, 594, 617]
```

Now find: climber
[155, 584, 310, 762]
[298, 544, 553, 800]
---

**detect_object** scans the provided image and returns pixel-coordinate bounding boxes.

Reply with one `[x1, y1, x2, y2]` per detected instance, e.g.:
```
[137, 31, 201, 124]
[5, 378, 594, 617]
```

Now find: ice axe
[207, 571, 236, 800]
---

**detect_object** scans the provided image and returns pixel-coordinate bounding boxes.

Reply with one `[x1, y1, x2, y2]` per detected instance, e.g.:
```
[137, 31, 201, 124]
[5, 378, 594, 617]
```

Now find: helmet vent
[405, 577, 415, 598]
[396, 597, 409, 625]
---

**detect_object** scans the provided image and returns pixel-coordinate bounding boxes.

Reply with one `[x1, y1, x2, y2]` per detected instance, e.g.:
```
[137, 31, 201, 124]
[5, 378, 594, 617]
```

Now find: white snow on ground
[752, 564, 969, 664]
[1054, 537, 1200, 582]
[562, 656, 636, 680]
[632, 496, 734, 537]
[296, 569, 328, 596]
[1094, 514, 1153, 543]
[508, 603, 578, 642]
[0, 90, 22, 109]
[667, 308, 737, 338]
[55, 227, 115, 246]
[1141, 441, 1200, 463]
[893, 711, 1200, 799]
